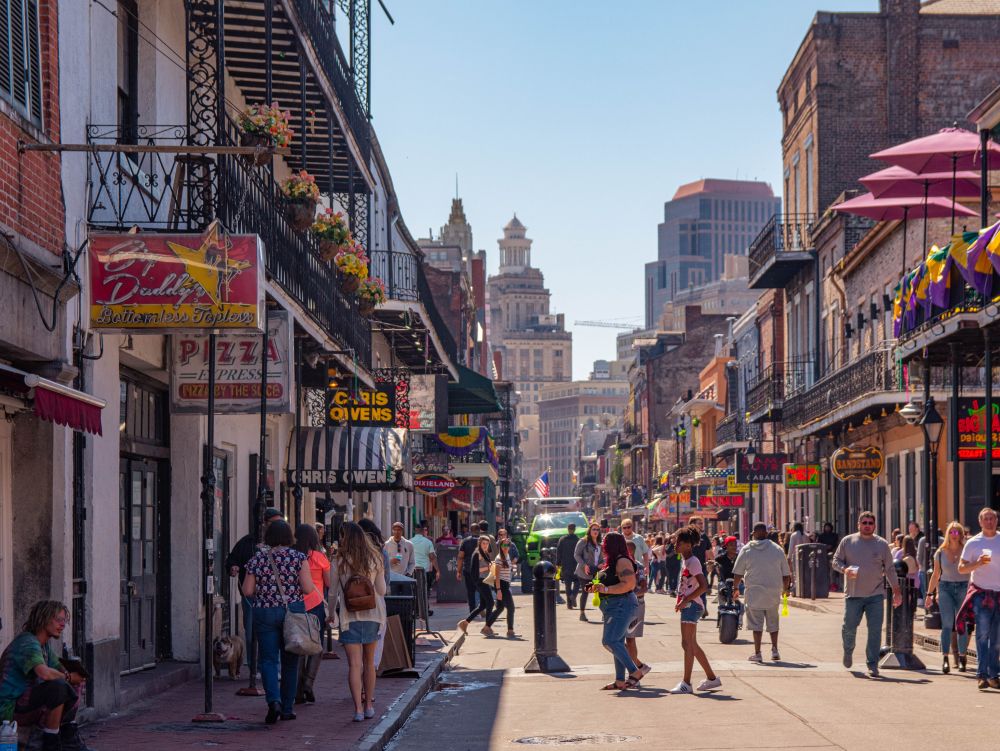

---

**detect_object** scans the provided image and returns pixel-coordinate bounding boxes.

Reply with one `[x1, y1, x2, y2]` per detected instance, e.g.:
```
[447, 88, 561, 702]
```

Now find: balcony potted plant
[312, 208, 351, 261]
[357, 276, 386, 317]
[281, 170, 320, 231]
[333, 241, 368, 294]
[237, 102, 292, 166]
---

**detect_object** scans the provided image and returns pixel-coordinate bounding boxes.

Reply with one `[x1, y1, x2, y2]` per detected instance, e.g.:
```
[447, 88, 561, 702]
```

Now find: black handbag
[924, 594, 942, 630]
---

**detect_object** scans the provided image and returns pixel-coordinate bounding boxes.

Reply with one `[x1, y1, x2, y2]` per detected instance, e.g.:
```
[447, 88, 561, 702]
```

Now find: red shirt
[303, 550, 330, 611]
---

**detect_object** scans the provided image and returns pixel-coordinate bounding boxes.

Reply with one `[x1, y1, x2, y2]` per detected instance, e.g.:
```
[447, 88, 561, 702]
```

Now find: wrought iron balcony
[745, 361, 811, 423]
[782, 346, 987, 431]
[368, 249, 458, 363]
[714, 413, 760, 447]
[86, 123, 372, 368]
[748, 213, 816, 289]
[681, 450, 715, 473]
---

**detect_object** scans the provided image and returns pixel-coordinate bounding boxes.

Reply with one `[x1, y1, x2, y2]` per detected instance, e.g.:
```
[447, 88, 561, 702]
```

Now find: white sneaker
[771, 648, 781, 661]
[696, 676, 722, 691]
[669, 680, 693, 694]
[748, 653, 763, 663]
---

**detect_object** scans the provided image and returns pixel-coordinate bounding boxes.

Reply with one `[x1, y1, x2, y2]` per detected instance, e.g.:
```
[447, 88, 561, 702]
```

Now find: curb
[786, 597, 834, 614]
[356, 631, 467, 751]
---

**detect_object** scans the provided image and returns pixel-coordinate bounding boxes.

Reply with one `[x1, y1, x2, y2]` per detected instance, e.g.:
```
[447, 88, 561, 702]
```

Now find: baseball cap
[263, 507, 283, 521]
[724, 536, 738, 546]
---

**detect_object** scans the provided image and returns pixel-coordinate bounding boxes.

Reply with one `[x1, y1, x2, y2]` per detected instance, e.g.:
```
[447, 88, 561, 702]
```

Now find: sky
[368, 0, 877, 379]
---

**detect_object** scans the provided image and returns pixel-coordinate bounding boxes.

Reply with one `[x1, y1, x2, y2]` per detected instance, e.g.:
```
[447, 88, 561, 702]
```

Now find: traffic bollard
[523, 561, 570, 673]
[879, 571, 926, 670]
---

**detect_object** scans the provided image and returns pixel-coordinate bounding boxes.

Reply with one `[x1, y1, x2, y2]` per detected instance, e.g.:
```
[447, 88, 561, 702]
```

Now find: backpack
[343, 573, 376, 612]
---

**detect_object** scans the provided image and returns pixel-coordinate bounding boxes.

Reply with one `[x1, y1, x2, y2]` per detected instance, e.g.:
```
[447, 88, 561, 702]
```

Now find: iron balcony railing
[714, 413, 761, 446]
[897, 285, 985, 342]
[745, 361, 811, 419]
[291, 0, 370, 162]
[782, 347, 988, 430]
[86, 123, 372, 368]
[681, 449, 715, 473]
[748, 213, 816, 280]
[369, 249, 458, 363]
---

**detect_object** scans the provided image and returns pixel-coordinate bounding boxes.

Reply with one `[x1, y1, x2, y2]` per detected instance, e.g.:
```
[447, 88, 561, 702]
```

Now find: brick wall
[0, 0, 63, 255]
[783, 1, 1000, 219]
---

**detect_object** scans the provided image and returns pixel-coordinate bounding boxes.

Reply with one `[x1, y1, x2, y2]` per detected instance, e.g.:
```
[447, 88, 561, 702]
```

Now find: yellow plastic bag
[591, 575, 601, 606]
[780, 592, 789, 617]
[555, 566, 561, 581]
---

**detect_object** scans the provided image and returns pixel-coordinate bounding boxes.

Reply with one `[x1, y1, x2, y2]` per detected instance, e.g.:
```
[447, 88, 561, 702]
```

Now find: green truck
[524, 508, 590, 568]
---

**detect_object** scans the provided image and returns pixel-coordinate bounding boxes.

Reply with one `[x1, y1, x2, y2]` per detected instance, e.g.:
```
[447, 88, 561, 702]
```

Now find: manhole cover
[514, 735, 640, 745]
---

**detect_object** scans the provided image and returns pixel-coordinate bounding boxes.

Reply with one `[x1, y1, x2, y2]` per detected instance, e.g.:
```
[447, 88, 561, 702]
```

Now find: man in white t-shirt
[621, 519, 649, 575]
[959, 507, 1000, 690]
[410, 521, 439, 614]
[384, 521, 415, 576]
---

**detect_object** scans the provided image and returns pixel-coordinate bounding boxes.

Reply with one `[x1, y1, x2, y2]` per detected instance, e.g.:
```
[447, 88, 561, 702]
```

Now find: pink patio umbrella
[871, 127, 1000, 233]
[832, 192, 978, 279]
[859, 165, 981, 260]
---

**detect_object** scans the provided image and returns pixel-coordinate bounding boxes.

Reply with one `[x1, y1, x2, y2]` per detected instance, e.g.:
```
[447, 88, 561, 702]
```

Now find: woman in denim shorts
[671, 525, 721, 694]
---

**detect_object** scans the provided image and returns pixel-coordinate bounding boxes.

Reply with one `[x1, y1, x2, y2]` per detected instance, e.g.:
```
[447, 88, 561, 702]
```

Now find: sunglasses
[949, 529, 962, 536]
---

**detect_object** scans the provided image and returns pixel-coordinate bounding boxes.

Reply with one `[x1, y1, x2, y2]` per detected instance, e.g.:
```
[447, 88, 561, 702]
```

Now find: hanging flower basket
[280, 170, 320, 232]
[286, 198, 317, 231]
[357, 276, 387, 317]
[237, 102, 292, 166]
[333, 241, 369, 291]
[313, 209, 352, 261]
[339, 272, 361, 295]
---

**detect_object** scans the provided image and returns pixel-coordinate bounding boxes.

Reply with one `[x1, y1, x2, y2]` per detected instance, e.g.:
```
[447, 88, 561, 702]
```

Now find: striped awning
[287, 427, 411, 491]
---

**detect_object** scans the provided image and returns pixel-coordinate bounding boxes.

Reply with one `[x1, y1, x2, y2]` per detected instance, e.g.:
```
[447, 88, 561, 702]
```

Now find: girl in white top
[487, 538, 517, 637]
[328, 522, 387, 722]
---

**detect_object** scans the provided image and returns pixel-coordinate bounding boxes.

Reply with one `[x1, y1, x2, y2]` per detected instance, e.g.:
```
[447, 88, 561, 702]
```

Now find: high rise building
[487, 215, 572, 488]
[644, 179, 779, 328]
[538, 380, 628, 497]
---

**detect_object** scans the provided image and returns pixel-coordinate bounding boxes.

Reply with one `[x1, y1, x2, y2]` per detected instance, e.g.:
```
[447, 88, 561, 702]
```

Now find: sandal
[623, 677, 641, 689]
[630, 663, 651, 681]
[600, 681, 627, 690]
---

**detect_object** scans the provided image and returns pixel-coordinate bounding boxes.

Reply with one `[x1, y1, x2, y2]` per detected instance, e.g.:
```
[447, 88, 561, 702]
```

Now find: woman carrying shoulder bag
[487, 538, 517, 638]
[926, 521, 970, 673]
[457, 536, 496, 636]
[294, 524, 331, 704]
[574, 523, 602, 622]
[242, 520, 316, 724]
[329, 522, 387, 722]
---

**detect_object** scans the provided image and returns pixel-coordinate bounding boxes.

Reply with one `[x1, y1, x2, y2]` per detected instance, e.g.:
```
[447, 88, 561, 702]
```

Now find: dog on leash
[213, 634, 245, 679]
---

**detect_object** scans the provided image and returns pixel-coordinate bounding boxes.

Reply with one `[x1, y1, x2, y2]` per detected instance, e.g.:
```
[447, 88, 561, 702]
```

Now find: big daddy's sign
[89, 222, 264, 331]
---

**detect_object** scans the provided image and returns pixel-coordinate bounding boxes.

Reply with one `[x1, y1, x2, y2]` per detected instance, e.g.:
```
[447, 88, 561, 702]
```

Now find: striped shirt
[494, 555, 513, 583]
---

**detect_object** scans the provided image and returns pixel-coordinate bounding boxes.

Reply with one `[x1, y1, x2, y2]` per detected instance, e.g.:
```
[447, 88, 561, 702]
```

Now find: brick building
[779, 0, 1000, 220]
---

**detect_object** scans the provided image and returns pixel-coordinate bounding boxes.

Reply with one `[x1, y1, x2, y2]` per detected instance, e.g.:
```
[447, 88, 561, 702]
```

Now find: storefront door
[119, 457, 161, 674]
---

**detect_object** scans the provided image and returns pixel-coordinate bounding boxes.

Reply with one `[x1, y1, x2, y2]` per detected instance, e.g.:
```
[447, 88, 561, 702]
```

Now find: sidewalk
[81, 600, 469, 751]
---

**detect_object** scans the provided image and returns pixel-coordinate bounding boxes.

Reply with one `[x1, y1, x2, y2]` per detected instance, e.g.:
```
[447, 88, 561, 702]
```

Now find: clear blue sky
[369, 0, 877, 378]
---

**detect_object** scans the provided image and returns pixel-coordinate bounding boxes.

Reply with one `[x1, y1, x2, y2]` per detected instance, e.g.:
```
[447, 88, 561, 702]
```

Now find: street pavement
[387, 588, 997, 751]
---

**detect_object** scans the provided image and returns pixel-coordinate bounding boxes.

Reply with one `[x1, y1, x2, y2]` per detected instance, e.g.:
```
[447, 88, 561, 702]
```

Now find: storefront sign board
[735, 452, 787, 484]
[831, 446, 883, 481]
[783, 463, 821, 489]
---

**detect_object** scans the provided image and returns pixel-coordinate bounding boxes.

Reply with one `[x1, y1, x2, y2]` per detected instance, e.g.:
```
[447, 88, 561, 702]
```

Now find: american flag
[533, 471, 550, 498]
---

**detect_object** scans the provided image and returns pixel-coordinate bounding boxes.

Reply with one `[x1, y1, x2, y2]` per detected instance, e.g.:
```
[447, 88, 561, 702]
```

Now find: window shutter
[0, 1, 10, 97]
[10, 0, 25, 108]
[25, 0, 39, 122]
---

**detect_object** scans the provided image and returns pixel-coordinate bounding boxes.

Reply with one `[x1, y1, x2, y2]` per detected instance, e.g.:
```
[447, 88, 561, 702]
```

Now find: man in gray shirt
[832, 511, 902, 677]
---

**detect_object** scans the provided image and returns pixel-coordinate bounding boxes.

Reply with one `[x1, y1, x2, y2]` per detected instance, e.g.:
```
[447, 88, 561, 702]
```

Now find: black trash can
[384, 594, 416, 665]
[795, 543, 830, 599]
[434, 544, 467, 603]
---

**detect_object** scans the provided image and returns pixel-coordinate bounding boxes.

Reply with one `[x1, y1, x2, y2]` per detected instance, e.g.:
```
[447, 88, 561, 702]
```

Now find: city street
[389, 590, 991, 751]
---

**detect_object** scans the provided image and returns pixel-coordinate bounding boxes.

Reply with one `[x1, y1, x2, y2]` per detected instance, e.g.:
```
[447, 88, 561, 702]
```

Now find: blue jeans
[650, 561, 663, 590]
[973, 592, 1000, 679]
[254, 603, 305, 713]
[937, 580, 969, 656]
[240, 595, 255, 667]
[842, 594, 884, 669]
[600, 593, 639, 681]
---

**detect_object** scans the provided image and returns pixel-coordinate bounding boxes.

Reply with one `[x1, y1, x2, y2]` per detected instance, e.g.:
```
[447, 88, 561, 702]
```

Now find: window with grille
[0, 0, 43, 124]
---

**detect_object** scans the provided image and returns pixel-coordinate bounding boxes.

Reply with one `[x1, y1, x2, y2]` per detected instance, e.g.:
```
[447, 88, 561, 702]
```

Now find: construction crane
[575, 320, 641, 330]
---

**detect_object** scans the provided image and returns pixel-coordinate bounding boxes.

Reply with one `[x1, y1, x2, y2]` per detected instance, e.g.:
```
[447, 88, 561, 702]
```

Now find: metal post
[879, 571, 925, 670]
[293, 338, 303, 522]
[981, 130, 990, 229]
[264, 0, 273, 102]
[987, 330, 996, 510]
[922, 357, 931, 537]
[523, 561, 569, 673]
[929, 446, 939, 554]
[194, 333, 224, 722]
[951, 342, 961, 524]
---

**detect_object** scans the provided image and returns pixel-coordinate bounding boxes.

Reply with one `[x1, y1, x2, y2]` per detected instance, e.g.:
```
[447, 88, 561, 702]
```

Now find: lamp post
[745, 440, 758, 529]
[919, 397, 945, 552]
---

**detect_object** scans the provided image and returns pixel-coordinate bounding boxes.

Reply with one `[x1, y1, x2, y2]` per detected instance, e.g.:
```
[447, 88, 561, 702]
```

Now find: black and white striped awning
[288, 427, 411, 491]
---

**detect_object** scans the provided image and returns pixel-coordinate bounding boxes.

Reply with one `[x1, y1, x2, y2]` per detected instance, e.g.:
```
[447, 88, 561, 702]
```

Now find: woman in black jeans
[457, 536, 496, 636]
[487, 538, 517, 637]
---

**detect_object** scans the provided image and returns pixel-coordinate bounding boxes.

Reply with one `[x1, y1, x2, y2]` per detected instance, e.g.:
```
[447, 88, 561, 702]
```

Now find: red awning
[0, 365, 105, 435]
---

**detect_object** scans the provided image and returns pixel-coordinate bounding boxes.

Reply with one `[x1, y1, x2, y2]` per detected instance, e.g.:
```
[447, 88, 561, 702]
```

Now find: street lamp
[744, 439, 758, 529]
[900, 399, 922, 426]
[919, 397, 944, 551]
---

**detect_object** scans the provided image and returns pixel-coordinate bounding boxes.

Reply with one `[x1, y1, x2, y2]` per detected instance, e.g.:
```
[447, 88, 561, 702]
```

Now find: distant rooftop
[920, 0, 1000, 13]
[672, 178, 775, 201]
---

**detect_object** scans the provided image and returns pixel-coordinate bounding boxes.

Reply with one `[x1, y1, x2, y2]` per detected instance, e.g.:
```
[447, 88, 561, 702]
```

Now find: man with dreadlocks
[0, 601, 88, 750]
